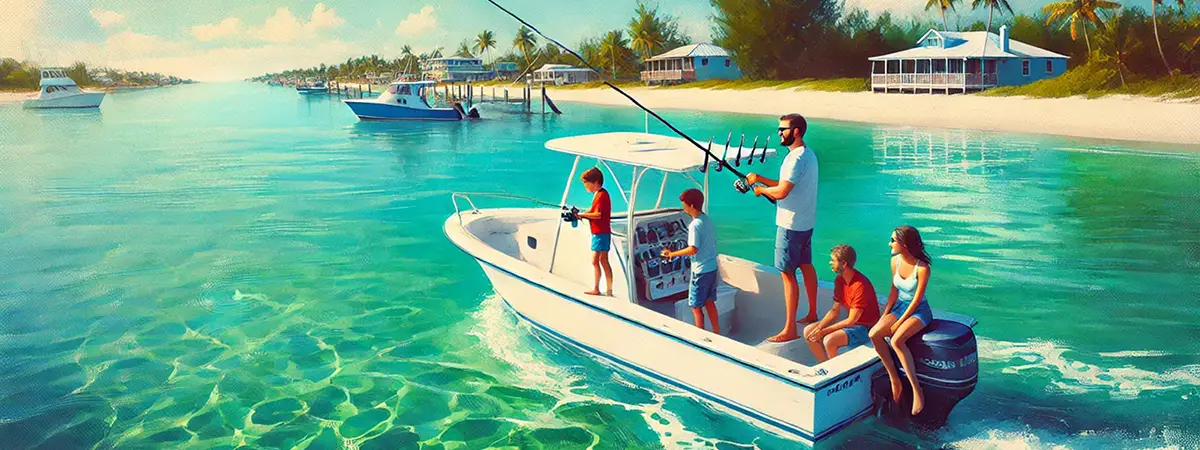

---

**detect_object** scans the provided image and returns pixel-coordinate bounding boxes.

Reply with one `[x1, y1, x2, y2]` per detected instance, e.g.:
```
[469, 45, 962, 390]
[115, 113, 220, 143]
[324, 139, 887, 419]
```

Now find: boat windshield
[398, 85, 412, 95]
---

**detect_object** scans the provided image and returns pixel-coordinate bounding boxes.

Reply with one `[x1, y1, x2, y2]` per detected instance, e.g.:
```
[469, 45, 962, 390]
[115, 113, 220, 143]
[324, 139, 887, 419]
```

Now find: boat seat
[672, 282, 738, 336]
[755, 331, 866, 365]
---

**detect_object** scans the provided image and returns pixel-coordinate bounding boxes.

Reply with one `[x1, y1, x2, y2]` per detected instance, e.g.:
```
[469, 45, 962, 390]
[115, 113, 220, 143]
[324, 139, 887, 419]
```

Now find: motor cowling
[871, 319, 978, 428]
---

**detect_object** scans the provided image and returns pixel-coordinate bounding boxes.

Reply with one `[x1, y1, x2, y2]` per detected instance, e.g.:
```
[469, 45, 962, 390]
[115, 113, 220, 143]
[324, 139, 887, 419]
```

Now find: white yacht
[23, 68, 105, 109]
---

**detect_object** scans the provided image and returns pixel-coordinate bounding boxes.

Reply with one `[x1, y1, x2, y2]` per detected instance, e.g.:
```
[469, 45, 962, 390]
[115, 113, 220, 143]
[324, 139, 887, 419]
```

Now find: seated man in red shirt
[804, 244, 881, 362]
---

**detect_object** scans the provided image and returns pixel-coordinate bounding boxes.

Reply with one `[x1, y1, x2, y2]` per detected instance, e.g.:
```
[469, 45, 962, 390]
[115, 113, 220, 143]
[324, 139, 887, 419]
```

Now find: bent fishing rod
[485, 0, 774, 203]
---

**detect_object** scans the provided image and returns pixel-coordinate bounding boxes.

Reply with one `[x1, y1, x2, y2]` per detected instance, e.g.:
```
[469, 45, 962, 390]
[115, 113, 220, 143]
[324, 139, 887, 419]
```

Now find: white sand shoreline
[0, 92, 32, 105]
[546, 87, 1200, 148]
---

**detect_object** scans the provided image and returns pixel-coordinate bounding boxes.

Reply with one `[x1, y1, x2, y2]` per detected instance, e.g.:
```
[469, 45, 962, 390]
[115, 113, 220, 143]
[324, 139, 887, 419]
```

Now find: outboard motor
[870, 319, 977, 428]
[466, 107, 480, 119]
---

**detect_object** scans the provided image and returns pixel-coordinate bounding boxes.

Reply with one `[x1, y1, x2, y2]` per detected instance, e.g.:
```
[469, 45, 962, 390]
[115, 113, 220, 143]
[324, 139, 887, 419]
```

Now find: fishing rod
[485, 0, 774, 202]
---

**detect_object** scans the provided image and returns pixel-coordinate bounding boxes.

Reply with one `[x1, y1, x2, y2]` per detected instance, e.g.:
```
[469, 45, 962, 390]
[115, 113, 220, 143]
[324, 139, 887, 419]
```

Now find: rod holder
[715, 132, 732, 172]
[747, 136, 760, 165]
[734, 134, 745, 167]
[700, 137, 713, 173]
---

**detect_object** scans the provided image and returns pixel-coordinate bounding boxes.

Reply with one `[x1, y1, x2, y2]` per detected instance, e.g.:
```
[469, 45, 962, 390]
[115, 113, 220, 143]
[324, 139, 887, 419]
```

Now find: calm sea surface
[1, 82, 1198, 449]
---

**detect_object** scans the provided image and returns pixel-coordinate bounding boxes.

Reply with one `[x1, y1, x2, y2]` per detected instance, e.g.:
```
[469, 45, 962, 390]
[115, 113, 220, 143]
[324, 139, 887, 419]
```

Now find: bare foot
[911, 390, 924, 416]
[797, 315, 819, 324]
[890, 377, 904, 403]
[584, 290, 601, 295]
[605, 290, 613, 296]
[766, 331, 799, 343]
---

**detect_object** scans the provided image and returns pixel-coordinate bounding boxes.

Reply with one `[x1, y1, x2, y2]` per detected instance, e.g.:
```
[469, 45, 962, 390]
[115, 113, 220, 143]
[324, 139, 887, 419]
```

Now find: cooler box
[674, 282, 738, 336]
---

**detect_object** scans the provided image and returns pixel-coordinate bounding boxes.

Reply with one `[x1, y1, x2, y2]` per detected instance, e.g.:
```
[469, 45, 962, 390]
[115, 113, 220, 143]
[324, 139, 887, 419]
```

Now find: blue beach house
[869, 26, 1068, 94]
[641, 43, 743, 85]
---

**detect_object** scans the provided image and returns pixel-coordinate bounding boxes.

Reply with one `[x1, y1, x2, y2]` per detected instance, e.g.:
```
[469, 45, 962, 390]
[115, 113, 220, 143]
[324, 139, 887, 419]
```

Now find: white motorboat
[445, 132, 980, 445]
[22, 68, 105, 109]
[343, 80, 478, 121]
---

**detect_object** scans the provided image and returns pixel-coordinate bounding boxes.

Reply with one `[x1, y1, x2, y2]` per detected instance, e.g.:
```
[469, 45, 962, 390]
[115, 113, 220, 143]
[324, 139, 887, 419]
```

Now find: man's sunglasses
[777, 127, 794, 132]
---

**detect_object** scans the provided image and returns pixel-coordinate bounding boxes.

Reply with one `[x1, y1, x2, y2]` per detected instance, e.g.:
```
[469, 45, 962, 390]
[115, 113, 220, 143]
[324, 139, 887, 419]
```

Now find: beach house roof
[647, 43, 732, 61]
[869, 29, 1069, 61]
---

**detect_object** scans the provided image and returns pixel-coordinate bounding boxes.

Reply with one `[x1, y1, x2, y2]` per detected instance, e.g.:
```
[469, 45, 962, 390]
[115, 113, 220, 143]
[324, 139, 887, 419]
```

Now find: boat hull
[465, 256, 878, 445]
[23, 92, 105, 109]
[343, 99, 463, 121]
[296, 87, 328, 95]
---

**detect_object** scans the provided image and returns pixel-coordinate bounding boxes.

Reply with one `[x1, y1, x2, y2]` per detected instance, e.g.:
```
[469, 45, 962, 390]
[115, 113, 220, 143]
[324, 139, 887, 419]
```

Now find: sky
[0, 0, 1141, 81]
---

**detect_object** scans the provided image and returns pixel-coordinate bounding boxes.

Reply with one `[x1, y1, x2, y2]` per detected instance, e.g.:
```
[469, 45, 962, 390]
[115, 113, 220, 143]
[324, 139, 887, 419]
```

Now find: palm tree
[629, 3, 666, 60]
[1150, 0, 1186, 73]
[456, 40, 474, 58]
[599, 30, 632, 79]
[513, 27, 538, 67]
[926, 0, 960, 31]
[1042, 0, 1121, 53]
[970, 0, 1014, 37]
[1096, 9, 1141, 86]
[475, 30, 497, 68]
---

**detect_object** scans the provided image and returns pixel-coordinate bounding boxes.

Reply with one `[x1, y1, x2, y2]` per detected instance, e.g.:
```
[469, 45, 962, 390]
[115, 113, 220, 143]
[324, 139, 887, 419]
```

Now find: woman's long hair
[895, 225, 932, 266]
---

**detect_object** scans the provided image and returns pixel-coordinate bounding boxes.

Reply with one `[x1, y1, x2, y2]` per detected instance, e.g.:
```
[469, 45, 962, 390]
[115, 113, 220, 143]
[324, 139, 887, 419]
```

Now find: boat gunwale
[444, 209, 891, 391]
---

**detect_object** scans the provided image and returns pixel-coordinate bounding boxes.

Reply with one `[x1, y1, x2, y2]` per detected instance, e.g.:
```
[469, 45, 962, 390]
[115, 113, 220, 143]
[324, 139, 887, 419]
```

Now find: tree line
[1, 59, 193, 89]
[254, 3, 691, 82]
[711, 0, 1200, 84]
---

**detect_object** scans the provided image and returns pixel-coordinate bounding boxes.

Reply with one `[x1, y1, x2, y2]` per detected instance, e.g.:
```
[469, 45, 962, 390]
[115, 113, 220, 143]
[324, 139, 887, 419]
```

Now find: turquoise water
[1, 82, 1198, 449]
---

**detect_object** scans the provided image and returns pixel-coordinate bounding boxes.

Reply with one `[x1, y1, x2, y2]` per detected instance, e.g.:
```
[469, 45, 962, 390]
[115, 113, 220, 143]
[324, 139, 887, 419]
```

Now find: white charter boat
[445, 132, 980, 445]
[23, 68, 105, 109]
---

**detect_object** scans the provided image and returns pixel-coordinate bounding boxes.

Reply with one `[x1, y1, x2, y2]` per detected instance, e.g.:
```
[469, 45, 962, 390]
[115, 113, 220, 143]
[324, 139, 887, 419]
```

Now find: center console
[630, 212, 692, 303]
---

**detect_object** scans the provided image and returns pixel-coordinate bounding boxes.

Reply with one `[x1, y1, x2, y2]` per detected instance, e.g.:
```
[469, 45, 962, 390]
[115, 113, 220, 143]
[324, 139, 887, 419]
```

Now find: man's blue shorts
[842, 325, 870, 349]
[774, 227, 813, 272]
[591, 233, 611, 252]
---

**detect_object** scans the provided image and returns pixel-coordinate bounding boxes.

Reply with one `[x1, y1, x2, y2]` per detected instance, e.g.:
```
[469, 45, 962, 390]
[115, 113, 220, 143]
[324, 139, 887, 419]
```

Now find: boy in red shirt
[577, 167, 613, 296]
[803, 244, 881, 362]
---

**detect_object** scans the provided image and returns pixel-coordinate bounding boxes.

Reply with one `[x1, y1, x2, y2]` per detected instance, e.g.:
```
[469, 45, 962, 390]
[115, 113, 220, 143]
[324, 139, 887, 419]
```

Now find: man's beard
[781, 134, 796, 146]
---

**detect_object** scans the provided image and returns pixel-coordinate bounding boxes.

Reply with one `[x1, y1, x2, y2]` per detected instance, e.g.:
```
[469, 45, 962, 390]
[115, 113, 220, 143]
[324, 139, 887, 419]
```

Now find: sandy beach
[0, 92, 32, 105]
[547, 87, 1200, 147]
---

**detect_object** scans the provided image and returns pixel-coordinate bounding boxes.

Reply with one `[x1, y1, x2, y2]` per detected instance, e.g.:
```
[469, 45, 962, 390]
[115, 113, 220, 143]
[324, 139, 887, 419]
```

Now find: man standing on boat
[745, 113, 819, 342]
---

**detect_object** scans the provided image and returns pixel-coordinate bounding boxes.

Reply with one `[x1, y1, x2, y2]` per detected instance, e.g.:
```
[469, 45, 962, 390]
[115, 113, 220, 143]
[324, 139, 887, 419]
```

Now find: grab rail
[450, 192, 562, 227]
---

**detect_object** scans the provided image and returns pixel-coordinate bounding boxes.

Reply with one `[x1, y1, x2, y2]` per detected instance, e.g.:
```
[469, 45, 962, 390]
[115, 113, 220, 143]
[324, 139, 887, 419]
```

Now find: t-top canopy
[545, 132, 777, 173]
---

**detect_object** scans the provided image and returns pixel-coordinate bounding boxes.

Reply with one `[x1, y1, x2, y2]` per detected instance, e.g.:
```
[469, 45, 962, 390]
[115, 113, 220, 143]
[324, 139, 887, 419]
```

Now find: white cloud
[253, 3, 345, 43]
[191, 17, 243, 42]
[89, 8, 126, 29]
[395, 6, 436, 37]
[307, 3, 345, 31]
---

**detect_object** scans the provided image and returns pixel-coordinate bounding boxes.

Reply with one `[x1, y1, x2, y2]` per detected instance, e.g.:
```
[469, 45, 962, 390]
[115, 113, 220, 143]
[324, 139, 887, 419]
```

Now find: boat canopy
[390, 80, 438, 87]
[39, 68, 78, 87]
[545, 132, 777, 173]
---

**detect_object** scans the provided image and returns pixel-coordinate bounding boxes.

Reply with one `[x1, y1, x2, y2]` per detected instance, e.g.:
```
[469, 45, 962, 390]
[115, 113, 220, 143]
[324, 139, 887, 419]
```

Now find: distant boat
[343, 80, 479, 121]
[23, 68, 105, 109]
[296, 77, 328, 95]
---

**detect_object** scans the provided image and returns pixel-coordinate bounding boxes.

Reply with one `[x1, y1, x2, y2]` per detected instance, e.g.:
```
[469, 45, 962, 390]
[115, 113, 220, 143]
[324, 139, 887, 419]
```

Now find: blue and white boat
[445, 132, 980, 446]
[296, 77, 328, 95]
[343, 80, 478, 121]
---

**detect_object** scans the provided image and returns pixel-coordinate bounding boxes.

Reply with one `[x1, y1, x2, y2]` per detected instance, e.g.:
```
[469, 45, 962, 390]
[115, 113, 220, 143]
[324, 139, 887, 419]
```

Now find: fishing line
[486, 0, 776, 203]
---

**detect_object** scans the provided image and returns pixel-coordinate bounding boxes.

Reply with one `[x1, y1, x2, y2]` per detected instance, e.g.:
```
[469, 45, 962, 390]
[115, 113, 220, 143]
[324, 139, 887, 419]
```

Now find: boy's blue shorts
[688, 270, 718, 308]
[591, 233, 611, 252]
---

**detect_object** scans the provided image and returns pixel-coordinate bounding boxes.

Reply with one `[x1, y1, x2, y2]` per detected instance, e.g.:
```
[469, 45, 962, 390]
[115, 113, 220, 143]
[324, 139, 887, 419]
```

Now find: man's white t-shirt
[775, 146, 818, 231]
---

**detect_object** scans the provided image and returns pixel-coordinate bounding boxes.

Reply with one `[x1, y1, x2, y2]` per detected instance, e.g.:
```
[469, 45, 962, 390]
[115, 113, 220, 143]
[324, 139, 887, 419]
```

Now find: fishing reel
[734, 178, 752, 194]
[561, 206, 580, 227]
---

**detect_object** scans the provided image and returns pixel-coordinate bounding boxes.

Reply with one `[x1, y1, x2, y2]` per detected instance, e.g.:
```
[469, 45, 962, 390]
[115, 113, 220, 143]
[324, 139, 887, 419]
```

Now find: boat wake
[977, 338, 1200, 398]
[469, 294, 780, 449]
